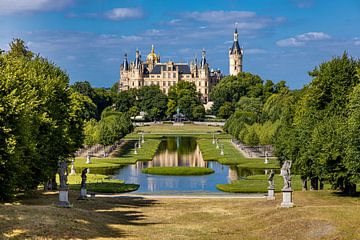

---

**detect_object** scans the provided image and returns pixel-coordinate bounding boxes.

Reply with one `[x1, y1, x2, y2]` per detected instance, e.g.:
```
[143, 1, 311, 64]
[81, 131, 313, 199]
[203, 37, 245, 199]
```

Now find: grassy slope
[142, 167, 214, 176]
[198, 138, 279, 168]
[75, 138, 161, 168]
[1, 190, 359, 239]
[217, 175, 303, 193]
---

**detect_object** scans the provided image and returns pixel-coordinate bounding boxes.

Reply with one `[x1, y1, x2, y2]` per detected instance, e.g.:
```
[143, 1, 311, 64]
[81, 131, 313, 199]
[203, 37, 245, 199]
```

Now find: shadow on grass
[1, 190, 159, 239]
[112, 140, 137, 158]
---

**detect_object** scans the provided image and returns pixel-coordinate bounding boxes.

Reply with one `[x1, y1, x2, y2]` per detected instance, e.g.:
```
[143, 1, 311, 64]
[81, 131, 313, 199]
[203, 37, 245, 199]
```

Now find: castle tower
[229, 28, 243, 76]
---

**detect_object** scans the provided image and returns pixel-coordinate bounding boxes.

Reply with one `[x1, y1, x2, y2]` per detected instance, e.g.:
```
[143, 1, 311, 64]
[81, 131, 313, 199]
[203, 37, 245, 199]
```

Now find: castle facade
[119, 29, 243, 103]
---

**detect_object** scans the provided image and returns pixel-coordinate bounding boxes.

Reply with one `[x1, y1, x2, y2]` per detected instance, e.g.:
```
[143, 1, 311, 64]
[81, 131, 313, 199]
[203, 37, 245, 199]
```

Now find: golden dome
[146, 45, 160, 63]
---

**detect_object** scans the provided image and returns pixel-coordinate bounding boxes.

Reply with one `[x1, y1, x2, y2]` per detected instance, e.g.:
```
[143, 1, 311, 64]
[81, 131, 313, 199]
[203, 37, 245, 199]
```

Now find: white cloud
[0, 0, 73, 15]
[277, 32, 331, 47]
[183, 11, 256, 23]
[105, 8, 144, 21]
[353, 38, 360, 46]
[246, 48, 267, 54]
[291, 0, 314, 8]
[120, 35, 143, 42]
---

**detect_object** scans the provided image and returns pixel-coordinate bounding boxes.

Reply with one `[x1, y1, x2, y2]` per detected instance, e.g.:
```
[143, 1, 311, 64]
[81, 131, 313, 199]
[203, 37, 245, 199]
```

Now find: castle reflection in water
[113, 136, 269, 193]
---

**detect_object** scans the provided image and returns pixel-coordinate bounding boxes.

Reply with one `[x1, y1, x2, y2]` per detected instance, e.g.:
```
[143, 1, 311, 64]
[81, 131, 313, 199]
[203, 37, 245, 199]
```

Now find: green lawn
[198, 138, 279, 168]
[75, 139, 161, 168]
[142, 167, 215, 176]
[60, 174, 139, 193]
[131, 124, 223, 134]
[217, 175, 303, 193]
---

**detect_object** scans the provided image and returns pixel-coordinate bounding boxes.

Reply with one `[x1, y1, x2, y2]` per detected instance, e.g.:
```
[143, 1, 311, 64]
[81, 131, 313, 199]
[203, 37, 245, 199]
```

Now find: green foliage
[0, 39, 83, 200]
[274, 53, 360, 194]
[71, 81, 113, 120]
[168, 81, 205, 120]
[97, 113, 133, 146]
[217, 102, 235, 119]
[137, 85, 168, 120]
[112, 90, 136, 113]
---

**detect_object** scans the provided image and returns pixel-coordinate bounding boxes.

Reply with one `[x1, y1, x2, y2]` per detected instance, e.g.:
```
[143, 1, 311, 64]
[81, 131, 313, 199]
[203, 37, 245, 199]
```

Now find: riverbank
[1, 190, 359, 239]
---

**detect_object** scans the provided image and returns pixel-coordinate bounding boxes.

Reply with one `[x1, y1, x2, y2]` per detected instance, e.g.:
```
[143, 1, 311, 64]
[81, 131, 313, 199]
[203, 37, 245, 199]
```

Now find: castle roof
[230, 40, 241, 55]
[149, 63, 191, 74]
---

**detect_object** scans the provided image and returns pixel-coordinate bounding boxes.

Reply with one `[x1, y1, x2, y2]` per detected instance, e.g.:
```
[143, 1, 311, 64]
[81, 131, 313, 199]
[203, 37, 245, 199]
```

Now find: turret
[135, 49, 141, 69]
[122, 53, 129, 71]
[229, 28, 243, 76]
[200, 49, 207, 68]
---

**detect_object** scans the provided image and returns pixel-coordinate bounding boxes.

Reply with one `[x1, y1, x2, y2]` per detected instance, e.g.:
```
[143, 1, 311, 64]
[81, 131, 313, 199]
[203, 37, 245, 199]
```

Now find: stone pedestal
[78, 188, 87, 200]
[220, 149, 224, 155]
[267, 187, 275, 200]
[58, 189, 72, 208]
[281, 189, 294, 208]
[86, 155, 91, 164]
[264, 157, 269, 164]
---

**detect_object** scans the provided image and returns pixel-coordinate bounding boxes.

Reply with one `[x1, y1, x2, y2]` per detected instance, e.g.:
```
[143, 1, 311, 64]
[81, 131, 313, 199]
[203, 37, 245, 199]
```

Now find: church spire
[234, 27, 238, 42]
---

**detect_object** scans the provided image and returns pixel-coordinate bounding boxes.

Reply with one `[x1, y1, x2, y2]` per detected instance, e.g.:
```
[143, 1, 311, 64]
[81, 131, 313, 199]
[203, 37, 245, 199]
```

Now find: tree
[137, 85, 168, 121]
[113, 90, 136, 113]
[210, 72, 264, 116]
[192, 105, 206, 121]
[218, 102, 235, 119]
[168, 81, 203, 120]
[0, 39, 84, 199]
[71, 81, 113, 119]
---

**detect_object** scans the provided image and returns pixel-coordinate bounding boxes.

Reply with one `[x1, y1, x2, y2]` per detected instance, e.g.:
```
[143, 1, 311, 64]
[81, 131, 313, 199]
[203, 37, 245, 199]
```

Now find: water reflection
[136, 137, 207, 169]
[111, 136, 275, 193]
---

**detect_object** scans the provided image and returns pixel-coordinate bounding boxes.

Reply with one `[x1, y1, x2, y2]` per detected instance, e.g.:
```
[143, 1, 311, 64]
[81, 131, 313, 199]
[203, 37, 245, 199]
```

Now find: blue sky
[0, 0, 359, 89]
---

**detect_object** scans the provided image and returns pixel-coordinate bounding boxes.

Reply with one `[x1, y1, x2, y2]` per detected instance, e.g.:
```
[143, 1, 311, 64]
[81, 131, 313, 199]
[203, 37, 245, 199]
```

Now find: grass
[61, 174, 139, 193]
[1, 190, 359, 239]
[130, 124, 223, 134]
[142, 167, 215, 176]
[198, 138, 279, 168]
[74, 139, 161, 169]
[217, 175, 303, 193]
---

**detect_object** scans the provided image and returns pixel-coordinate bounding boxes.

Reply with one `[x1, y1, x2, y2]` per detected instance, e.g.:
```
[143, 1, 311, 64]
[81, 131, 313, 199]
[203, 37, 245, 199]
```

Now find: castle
[119, 29, 243, 103]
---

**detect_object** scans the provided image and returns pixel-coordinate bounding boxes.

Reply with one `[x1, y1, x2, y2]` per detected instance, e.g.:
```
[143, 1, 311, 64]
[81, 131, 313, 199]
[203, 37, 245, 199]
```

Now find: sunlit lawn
[1, 190, 359, 239]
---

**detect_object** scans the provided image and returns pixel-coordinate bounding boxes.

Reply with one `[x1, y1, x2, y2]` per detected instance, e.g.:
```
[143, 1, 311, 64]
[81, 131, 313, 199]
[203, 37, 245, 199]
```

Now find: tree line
[0, 39, 88, 200]
[222, 53, 360, 195]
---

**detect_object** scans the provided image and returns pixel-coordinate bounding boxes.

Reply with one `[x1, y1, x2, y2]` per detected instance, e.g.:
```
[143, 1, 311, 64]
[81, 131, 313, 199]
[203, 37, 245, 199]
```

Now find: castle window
[151, 81, 154, 85]
[157, 75, 160, 78]
[198, 82, 201, 86]
[205, 89, 207, 94]
[163, 81, 166, 86]
[132, 82, 134, 86]
[163, 73, 166, 78]
[173, 73, 176, 78]
[205, 81, 208, 87]
[168, 67, 171, 71]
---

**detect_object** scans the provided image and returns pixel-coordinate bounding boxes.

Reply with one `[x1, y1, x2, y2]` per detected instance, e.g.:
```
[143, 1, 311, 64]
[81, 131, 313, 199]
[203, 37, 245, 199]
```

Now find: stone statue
[58, 160, 68, 189]
[81, 168, 88, 189]
[280, 160, 292, 190]
[268, 169, 275, 188]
